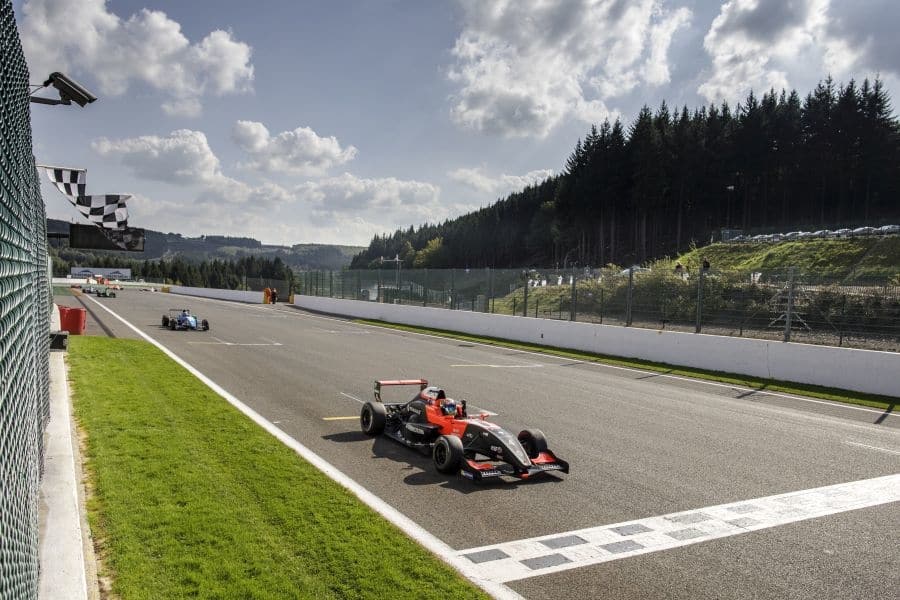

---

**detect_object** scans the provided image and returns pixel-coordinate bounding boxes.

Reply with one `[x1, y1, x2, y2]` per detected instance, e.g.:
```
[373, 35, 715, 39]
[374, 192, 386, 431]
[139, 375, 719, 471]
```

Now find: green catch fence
[0, 2, 52, 598]
[297, 267, 900, 352]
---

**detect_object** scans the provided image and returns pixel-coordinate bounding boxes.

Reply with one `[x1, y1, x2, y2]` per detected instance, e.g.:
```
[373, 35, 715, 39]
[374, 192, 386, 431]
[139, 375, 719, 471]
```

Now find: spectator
[702, 257, 711, 272]
[674, 262, 683, 276]
[271, 288, 278, 304]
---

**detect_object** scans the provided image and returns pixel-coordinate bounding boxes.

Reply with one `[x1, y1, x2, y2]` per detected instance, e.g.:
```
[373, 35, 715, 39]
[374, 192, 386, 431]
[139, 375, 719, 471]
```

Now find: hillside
[47, 219, 363, 270]
[675, 236, 900, 282]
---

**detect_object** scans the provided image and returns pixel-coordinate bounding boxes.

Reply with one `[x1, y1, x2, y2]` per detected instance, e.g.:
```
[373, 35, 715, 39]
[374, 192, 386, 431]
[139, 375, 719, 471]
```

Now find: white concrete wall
[168, 286, 264, 304]
[295, 296, 900, 398]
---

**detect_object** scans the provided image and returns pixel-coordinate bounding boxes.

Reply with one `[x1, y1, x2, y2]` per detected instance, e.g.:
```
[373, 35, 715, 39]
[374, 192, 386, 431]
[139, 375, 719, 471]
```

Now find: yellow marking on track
[322, 416, 359, 421]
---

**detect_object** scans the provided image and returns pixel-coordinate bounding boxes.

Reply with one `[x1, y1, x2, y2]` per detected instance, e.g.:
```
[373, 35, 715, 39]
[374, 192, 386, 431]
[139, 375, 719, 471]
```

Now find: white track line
[456, 474, 900, 584]
[288, 309, 898, 420]
[83, 295, 524, 600]
[341, 392, 365, 404]
[845, 441, 900, 455]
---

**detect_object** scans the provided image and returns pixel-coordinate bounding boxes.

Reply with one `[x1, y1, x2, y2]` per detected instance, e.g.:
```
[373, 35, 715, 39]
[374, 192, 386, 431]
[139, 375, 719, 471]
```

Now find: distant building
[69, 267, 132, 280]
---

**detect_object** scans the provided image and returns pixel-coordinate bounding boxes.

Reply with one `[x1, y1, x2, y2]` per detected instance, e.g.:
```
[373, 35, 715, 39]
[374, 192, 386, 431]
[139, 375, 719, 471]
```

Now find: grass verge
[68, 337, 488, 600]
[353, 319, 897, 411]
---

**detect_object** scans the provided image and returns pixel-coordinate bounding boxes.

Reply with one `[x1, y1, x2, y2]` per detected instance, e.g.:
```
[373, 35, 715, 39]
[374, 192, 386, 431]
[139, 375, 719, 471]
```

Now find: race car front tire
[433, 435, 463, 474]
[201, 319, 209, 331]
[161, 315, 169, 327]
[518, 429, 548, 459]
[360, 402, 386, 435]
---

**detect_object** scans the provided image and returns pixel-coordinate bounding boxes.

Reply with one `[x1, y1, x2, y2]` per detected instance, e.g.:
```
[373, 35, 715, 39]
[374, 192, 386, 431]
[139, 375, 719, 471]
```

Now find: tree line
[351, 77, 900, 269]
[53, 248, 294, 289]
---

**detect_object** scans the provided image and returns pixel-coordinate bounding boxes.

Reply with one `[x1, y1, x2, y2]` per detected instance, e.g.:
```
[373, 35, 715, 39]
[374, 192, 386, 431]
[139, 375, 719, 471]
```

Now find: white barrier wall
[296, 296, 899, 398]
[168, 286, 264, 304]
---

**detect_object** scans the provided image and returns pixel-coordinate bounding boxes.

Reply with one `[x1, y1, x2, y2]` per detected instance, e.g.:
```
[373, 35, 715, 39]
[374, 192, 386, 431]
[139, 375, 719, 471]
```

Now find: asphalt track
[75, 290, 899, 600]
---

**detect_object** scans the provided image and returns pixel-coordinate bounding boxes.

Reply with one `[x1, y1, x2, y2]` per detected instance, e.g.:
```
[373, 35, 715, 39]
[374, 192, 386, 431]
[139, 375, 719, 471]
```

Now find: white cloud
[447, 0, 691, 137]
[91, 130, 450, 244]
[232, 121, 358, 176]
[448, 167, 554, 198]
[698, 0, 829, 104]
[92, 129, 222, 185]
[91, 129, 292, 212]
[19, 0, 253, 116]
[296, 173, 442, 217]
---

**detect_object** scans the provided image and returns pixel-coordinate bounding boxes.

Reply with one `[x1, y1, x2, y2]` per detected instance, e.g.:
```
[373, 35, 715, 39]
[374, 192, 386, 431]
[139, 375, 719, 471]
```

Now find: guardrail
[294, 296, 899, 399]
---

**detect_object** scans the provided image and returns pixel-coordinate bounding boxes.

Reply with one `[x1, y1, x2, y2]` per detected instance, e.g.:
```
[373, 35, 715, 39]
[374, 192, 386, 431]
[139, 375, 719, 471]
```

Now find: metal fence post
[329, 271, 333, 298]
[695, 268, 704, 333]
[570, 271, 577, 321]
[626, 267, 634, 326]
[450, 269, 455, 310]
[377, 268, 382, 302]
[523, 276, 529, 317]
[488, 268, 494, 313]
[599, 287, 604, 324]
[423, 269, 428, 307]
[784, 268, 796, 342]
[340, 272, 345, 299]
[838, 293, 846, 346]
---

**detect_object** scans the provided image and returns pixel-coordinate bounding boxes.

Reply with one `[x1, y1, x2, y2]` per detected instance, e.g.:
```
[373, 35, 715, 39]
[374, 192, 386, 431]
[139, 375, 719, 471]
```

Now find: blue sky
[14, 0, 900, 246]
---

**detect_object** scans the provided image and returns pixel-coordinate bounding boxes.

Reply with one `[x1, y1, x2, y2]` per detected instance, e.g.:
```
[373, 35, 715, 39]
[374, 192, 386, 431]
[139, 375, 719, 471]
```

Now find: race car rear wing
[374, 379, 428, 402]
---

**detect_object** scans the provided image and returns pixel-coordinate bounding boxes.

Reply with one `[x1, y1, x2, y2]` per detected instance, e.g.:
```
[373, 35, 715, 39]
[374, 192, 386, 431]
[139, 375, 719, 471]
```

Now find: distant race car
[360, 379, 569, 482]
[161, 308, 209, 331]
[95, 286, 116, 298]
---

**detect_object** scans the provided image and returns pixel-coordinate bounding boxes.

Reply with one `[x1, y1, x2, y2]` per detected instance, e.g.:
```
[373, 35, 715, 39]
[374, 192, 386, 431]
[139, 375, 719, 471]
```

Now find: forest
[351, 77, 900, 270]
[53, 249, 294, 289]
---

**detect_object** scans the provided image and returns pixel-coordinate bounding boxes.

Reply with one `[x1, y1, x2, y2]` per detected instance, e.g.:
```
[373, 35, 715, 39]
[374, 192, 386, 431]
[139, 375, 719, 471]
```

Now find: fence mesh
[0, 2, 52, 598]
[296, 266, 900, 352]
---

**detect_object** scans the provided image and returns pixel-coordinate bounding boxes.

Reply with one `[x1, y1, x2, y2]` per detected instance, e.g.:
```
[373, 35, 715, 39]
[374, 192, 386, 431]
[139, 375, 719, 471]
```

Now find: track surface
[77, 290, 899, 599]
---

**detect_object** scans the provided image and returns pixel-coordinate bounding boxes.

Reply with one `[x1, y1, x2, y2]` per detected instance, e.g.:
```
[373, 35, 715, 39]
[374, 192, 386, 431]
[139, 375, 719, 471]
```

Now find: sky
[13, 0, 900, 247]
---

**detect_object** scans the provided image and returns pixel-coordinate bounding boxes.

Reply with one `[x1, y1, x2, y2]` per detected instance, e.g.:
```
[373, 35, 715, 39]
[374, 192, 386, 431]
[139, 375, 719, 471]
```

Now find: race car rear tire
[360, 402, 386, 435]
[201, 319, 209, 331]
[433, 435, 463, 474]
[518, 429, 548, 459]
[161, 315, 169, 327]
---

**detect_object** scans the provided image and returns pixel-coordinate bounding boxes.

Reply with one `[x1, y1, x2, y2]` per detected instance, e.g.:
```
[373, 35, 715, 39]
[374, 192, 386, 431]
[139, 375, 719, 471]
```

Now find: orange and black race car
[360, 379, 569, 482]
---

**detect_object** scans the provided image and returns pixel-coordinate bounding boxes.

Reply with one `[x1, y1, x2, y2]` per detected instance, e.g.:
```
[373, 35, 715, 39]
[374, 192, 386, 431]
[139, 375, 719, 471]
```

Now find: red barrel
[59, 306, 87, 335]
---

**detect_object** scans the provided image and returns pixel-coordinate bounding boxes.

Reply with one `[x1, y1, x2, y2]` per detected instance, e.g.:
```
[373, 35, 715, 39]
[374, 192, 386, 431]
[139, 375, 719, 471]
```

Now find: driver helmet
[182, 309, 189, 316]
[441, 399, 457, 416]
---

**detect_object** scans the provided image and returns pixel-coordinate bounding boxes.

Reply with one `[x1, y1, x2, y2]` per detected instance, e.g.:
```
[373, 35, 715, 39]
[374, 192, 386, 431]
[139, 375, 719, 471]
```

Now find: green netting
[0, 1, 51, 598]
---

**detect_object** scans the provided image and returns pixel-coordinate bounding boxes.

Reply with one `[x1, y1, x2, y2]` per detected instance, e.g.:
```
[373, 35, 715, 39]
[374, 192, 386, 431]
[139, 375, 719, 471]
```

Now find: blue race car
[161, 308, 209, 331]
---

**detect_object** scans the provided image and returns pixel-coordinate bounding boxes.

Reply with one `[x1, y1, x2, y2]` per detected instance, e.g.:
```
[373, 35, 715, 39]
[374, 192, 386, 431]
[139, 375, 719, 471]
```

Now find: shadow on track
[322, 432, 564, 493]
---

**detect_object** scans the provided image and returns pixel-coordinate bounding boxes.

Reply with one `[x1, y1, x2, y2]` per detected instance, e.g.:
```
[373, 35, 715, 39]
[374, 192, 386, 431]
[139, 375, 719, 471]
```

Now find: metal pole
[450, 269, 455, 310]
[838, 293, 846, 346]
[535, 297, 539, 318]
[626, 267, 634, 326]
[695, 267, 704, 333]
[599, 287, 604, 324]
[784, 268, 795, 342]
[488, 268, 494, 313]
[341, 272, 345, 299]
[423, 269, 428, 307]
[329, 271, 333, 298]
[378, 268, 382, 303]
[523, 277, 529, 317]
[356, 271, 361, 300]
[570, 271, 577, 321]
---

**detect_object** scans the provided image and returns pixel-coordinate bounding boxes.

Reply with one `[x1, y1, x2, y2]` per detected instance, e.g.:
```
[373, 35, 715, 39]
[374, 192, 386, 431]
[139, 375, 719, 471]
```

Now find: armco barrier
[167, 286, 264, 304]
[295, 296, 900, 399]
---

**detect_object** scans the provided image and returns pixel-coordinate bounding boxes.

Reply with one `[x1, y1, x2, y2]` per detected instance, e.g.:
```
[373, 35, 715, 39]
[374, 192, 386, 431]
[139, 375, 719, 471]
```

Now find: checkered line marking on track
[456, 473, 900, 583]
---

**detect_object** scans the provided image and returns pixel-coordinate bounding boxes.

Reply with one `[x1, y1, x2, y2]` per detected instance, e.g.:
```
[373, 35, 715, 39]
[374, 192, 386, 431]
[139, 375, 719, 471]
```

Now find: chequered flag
[40, 166, 133, 249]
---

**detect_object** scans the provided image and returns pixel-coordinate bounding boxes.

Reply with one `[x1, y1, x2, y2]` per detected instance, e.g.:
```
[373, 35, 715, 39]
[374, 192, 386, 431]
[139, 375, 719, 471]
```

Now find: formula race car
[95, 286, 116, 298]
[360, 379, 569, 482]
[161, 308, 209, 331]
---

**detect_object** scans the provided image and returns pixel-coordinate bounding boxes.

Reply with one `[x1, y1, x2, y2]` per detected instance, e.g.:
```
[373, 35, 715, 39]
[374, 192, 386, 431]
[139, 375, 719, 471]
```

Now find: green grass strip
[353, 319, 897, 411]
[68, 337, 488, 600]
